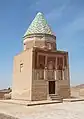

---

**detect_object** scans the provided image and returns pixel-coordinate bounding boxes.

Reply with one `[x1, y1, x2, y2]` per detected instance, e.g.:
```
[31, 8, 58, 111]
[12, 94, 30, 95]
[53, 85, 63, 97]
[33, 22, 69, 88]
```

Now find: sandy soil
[0, 113, 18, 119]
[0, 101, 84, 119]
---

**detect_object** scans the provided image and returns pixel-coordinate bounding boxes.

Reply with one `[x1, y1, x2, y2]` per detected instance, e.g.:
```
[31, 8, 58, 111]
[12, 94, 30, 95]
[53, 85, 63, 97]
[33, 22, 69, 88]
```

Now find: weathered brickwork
[32, 80, 47, 101]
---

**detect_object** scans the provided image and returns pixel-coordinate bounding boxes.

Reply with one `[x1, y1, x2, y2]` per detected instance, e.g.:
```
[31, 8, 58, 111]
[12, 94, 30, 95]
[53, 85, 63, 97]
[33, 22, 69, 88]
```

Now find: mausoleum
[12, 12, 71, 101]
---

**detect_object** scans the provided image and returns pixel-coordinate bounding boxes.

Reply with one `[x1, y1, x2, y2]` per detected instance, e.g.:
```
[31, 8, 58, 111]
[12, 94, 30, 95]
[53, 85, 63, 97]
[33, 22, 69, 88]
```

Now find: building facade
[12, 12, 71, 101]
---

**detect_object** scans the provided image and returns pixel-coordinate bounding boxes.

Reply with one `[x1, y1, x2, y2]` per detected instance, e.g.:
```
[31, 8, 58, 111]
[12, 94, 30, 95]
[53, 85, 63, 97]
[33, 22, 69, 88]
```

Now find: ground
[0, 113, 18, 119]
[0, 101, 84, 119]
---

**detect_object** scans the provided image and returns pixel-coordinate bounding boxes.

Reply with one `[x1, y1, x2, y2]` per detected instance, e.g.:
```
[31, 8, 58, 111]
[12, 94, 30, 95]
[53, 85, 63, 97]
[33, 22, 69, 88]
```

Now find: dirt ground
[0, 101, 84, 119]
[0, 88, 84, 119]
[0, 113, 18, 119]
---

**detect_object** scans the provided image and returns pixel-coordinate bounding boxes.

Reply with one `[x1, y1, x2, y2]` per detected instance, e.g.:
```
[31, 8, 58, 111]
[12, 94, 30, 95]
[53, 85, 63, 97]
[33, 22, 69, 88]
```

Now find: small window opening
[20, 63, 23, 72]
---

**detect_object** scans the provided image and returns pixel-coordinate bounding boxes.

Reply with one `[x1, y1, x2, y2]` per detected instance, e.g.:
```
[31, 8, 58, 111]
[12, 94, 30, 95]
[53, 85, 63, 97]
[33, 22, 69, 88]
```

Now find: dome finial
[37, 12, 43, 15]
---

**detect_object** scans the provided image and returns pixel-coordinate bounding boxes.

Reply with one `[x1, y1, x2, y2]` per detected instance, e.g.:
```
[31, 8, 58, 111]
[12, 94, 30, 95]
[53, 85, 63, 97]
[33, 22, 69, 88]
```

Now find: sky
[0, 0, 84, 89]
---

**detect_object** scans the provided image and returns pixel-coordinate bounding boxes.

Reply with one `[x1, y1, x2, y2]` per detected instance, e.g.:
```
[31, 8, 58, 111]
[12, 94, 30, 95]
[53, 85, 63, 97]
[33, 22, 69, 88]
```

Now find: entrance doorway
[49, 81, 55, 94]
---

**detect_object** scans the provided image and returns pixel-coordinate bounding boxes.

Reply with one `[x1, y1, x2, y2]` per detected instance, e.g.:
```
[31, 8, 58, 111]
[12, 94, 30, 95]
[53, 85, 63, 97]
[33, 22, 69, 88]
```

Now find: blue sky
[0, 0, 84, 89]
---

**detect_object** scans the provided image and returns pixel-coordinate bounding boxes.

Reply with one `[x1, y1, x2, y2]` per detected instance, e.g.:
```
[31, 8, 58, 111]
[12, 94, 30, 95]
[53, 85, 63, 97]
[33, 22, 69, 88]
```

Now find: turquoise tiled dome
[24, 12, 54, 37]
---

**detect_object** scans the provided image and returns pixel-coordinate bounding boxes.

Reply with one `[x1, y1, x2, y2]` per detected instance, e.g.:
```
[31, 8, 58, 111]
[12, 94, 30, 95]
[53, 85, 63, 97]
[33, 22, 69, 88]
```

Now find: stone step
[50, 95, 60, 97]
[50, 96, 60, 99]
[49, 94, 61, 98]
[50, 97, 61, 100]
[49, 94, 63, 102]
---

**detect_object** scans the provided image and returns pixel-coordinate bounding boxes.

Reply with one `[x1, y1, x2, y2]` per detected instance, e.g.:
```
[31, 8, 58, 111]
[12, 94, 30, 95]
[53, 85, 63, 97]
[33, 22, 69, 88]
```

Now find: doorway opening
[49, 81, 55, 94]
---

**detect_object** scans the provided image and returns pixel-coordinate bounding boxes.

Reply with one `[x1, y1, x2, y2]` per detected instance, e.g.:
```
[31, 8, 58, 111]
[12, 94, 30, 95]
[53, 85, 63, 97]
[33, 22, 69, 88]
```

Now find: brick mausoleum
[12, 12, 71, 101]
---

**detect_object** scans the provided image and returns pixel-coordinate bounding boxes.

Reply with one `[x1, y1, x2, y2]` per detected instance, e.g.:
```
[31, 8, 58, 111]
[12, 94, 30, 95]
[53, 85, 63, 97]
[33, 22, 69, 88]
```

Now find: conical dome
[24, 12, 54, 37]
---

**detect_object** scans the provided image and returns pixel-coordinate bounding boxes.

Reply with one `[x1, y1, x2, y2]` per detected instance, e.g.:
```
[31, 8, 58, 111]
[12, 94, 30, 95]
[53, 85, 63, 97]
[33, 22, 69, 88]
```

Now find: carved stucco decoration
[47, 61, 55, 80]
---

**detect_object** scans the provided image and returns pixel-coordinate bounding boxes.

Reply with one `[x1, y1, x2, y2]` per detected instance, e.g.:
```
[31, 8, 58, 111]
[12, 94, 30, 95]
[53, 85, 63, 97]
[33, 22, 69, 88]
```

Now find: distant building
[12, 12, 71, 101]
[0, 89, 11, 99]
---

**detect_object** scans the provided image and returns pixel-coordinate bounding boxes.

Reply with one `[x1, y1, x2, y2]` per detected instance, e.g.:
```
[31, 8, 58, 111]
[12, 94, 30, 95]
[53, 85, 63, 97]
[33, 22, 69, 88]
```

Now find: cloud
[29, 0, 71, 16]
[61, 15, 84, 36]
[58, 14, 84, 50]
[46, 5, 66, 22]
[49, 4, 84, 51]
[45, 0, 71, 21]
[29, 0, 56, 13]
